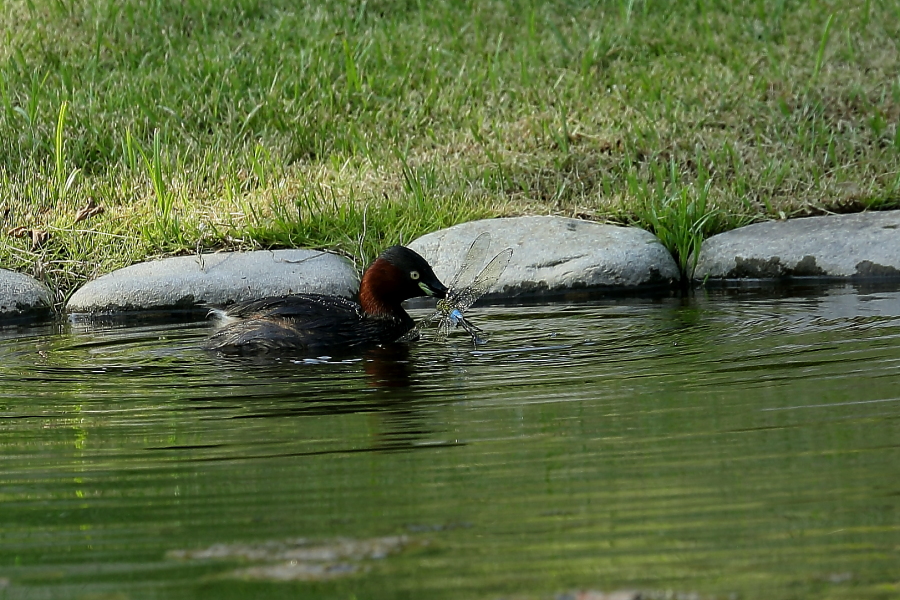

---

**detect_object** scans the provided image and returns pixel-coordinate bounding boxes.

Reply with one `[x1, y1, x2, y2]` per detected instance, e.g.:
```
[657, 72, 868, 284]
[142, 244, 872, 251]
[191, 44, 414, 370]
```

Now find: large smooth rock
[408, 216, 679, 297]
[67, 249, 359, 313]
[0, 269, 52, 319]
[694, 211, 900, 281]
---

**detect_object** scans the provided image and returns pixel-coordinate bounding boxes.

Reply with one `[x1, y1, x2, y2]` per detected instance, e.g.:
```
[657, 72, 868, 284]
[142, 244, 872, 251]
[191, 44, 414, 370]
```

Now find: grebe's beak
[419, 278, 448, 299]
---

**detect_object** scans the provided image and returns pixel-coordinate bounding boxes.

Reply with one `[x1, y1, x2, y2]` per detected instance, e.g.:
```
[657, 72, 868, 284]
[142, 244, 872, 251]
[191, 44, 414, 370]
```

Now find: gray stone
[694, 210, 900, 281]
[408, 216, 679, 298]
[0, 269, 52, 319]
[66, 249, 359, 314]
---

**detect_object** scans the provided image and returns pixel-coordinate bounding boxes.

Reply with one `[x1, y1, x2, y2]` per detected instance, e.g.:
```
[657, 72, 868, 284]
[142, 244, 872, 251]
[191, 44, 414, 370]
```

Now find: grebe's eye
[410, 270, 420, 280]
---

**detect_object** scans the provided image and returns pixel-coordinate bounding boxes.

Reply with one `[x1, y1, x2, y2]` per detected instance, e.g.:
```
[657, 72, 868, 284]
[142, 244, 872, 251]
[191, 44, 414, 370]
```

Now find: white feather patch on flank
[206, 307, 238, 324]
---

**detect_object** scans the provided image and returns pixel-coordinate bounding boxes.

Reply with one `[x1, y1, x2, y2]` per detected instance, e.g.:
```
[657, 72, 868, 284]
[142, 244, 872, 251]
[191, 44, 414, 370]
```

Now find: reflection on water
[1, 283, 899, 599]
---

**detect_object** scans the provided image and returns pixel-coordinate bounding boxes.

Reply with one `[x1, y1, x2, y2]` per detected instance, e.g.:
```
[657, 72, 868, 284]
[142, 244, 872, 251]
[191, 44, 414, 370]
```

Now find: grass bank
[1, 0, 898, 304]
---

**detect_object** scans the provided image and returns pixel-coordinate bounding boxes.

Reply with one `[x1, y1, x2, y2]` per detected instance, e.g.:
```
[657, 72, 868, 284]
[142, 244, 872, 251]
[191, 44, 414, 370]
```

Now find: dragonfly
[418, 232, 513, 346]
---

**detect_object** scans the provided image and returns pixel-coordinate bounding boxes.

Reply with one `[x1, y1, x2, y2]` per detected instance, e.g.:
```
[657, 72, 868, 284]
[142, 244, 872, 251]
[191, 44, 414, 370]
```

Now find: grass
[0, 0, 898, 305]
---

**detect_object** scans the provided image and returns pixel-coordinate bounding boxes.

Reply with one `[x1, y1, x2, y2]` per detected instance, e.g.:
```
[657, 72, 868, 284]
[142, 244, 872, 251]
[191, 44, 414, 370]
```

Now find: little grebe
[204, 246, 447, 354]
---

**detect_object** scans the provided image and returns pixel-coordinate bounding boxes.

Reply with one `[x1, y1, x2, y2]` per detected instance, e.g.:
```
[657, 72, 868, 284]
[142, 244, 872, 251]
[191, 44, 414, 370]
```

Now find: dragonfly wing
[448, 287, 478, 312]
[452, 247, 513, 312]
[448, 232, 492, 292]
[421, 307, 443, 328]
[471, 247, 512, 291]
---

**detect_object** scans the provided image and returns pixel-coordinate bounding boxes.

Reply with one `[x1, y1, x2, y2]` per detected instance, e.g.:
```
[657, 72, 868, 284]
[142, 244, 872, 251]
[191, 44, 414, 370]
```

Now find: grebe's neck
[358, 258, 409, 318]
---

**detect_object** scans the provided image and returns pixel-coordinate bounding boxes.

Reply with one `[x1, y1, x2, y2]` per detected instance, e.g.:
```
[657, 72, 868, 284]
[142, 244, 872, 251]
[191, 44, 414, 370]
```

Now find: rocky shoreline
[3, 210, 900, 322]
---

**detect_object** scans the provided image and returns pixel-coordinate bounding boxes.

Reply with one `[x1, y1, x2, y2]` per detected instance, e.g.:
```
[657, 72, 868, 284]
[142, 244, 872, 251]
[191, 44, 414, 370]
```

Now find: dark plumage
[204, 246, 447, 355]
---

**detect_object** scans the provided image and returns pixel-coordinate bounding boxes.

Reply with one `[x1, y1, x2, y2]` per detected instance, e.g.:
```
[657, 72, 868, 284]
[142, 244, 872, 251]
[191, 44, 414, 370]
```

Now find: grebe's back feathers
[204, 293, 411, 355]
[217, 293, 362, 320]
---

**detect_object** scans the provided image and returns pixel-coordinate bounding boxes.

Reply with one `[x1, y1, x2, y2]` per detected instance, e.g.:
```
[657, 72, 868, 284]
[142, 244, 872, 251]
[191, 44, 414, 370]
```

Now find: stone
[0, 269, 53, 320]
[66, 249, 359, 314]
[408, 216, 679, 298]
[694, 210, 900, 281]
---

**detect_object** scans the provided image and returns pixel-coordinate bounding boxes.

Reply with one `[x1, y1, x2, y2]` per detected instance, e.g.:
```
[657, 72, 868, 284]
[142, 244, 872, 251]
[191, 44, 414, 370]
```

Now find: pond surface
[1, 284, 899, 600]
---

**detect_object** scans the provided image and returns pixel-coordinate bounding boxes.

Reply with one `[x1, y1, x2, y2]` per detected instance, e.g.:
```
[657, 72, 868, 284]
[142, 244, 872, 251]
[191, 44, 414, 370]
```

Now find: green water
[1, 285, 898, 600]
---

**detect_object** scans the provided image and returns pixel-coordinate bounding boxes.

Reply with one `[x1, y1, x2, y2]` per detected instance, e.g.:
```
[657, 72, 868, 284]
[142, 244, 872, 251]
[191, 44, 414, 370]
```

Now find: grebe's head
[359, 246, 447, 316]
[377, 246, 448, 299]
